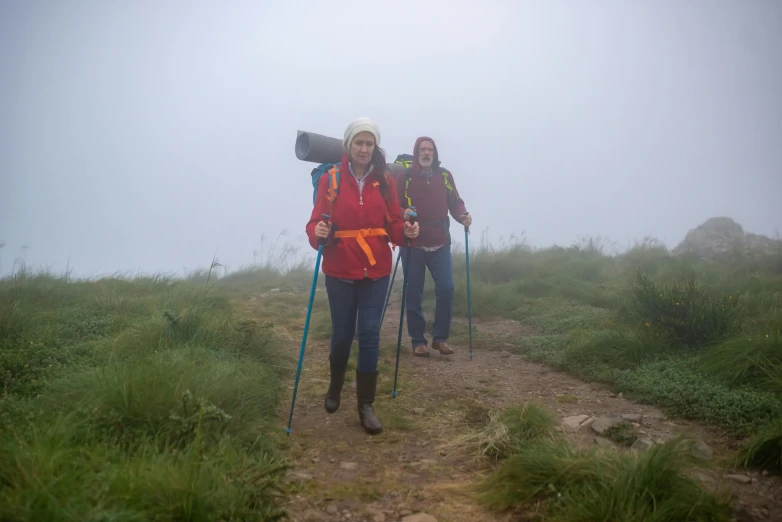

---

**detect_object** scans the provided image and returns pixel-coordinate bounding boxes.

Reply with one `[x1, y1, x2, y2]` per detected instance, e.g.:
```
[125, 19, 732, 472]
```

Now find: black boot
[325, 356, 347, 413]
[355, 370, 382, 435]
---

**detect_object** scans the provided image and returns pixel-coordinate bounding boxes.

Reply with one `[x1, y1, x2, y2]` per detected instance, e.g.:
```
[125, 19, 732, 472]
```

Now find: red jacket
[306, 154, 407, 280]
[397, 137, 468, 248]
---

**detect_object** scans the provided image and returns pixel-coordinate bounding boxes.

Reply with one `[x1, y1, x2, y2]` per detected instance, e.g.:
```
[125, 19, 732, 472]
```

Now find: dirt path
[268, 295, 782, 522]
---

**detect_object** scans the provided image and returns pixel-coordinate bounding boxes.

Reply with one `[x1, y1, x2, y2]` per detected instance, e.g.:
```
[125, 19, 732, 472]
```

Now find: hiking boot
[325, 356, 347, 413]
[355, 370, 383, 435]
[432, 341, 454, 355]
[413, 345, 429, 357]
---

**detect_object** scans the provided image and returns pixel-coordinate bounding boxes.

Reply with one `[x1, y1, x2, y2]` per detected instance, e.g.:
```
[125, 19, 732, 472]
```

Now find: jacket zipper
[358, 175, 368, 278]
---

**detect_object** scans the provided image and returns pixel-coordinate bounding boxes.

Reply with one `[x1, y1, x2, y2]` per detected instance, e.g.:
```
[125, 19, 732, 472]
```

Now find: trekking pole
[380, 249, 401, 327]
[392, 207, 416, 398]
[462, 213, 473, 360]
[286, 214, 329, 435]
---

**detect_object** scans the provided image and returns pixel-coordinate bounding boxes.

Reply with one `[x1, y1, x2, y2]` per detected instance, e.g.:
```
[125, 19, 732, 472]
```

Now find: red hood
[411, 136, 440, 176]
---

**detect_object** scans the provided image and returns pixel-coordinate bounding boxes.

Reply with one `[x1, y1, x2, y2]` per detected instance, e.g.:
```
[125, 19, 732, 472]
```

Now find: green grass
[614, 357, 782, 436]
[434, 232, 782, 461]
[4, 222, 777, 521]
[462, 403, 733, 521]
[625, 269, 739, 349]
[700, 331, 782, 394]
[736, 418, 782, 474]
[563, 327, 667, 372]
[444, 402, 559, 460]
[0, 266, 292, 521]
[478, 437, 733, 521]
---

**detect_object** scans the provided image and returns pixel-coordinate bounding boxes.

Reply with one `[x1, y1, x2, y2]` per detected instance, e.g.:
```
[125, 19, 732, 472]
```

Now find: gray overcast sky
[1, 0, 780, 278]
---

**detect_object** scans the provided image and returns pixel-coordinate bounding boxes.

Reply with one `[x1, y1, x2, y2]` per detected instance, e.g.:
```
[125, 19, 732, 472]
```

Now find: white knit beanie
[343, 117, 381, 151]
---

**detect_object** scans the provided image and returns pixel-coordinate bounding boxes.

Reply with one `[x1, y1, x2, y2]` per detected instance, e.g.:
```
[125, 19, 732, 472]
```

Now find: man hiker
[397, 136, 472, 357]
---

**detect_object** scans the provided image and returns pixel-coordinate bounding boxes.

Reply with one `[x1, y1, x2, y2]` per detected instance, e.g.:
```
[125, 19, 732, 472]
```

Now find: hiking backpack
[392, 154, 456, 208]
[310, 162, 340, 206]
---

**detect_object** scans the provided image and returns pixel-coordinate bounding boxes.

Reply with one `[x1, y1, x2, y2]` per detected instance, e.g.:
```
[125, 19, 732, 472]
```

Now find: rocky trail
[266, 295, 782, 522]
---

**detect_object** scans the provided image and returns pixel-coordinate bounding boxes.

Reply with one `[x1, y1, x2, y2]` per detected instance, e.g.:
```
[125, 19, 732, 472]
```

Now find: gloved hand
[460, 213, 472, 227]
[314, 221, 332, 240]
[404, 221, 419, 239]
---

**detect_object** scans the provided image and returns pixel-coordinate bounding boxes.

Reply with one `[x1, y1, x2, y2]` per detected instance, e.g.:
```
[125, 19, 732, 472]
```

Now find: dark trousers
[325, 275, 389, 373]
[400, 245, 454, 348]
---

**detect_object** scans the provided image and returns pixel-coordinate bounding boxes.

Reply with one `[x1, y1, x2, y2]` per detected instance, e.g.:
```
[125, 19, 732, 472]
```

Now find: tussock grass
[736, 418, 782, 474]
[443, 402, 559, 460]
[477, 437, 733, 521]
[701, 331, 782, 395]
[43, 346, 283, 450]
[0, 422, 289, 522]
[445, 402, 734, 520]
[0, 263, 291, 520]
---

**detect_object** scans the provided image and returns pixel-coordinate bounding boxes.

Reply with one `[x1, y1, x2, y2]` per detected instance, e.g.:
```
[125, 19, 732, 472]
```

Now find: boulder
[591, 415, 624, 435]
[673, 217, 781, 261]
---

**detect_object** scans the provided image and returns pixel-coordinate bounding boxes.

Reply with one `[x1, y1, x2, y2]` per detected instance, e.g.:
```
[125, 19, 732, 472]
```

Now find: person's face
[418, 140, 434, 169]
[350, 132, 375, 167]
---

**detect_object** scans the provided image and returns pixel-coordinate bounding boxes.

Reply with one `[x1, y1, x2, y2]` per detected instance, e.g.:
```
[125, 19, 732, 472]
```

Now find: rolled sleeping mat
[295, 130, 409, 178]
[295, 130, 345, 164]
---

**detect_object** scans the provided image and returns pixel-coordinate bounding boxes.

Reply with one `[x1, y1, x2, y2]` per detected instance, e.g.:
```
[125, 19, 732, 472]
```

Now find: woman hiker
[305, 117, 419, 434]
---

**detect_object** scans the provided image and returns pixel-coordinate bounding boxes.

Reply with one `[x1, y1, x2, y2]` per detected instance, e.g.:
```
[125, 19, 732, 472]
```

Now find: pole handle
[406, 207, 417, 246]
[461, 212, 470, 234]
[317, 213, 331, 246]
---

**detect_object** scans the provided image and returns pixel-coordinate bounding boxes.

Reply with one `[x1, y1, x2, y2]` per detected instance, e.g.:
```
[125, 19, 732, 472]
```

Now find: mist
[2, 0, 780, 279]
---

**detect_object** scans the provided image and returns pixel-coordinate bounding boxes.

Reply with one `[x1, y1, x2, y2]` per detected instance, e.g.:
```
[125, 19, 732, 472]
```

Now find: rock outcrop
[673, 217, 781, 261]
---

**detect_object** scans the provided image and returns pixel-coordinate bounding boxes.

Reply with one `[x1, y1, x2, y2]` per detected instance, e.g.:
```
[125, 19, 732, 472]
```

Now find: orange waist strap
[333, 228, 389, 266]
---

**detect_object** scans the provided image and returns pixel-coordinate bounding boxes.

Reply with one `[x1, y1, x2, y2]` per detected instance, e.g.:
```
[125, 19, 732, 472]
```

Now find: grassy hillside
[439, 232, 782, 473]
[1, 228, 779, 520]
[0, 265, 293, 521]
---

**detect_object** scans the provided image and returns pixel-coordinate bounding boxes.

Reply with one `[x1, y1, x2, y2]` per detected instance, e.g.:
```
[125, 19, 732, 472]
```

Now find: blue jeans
[400, 246, 454, 348]
[325, 275, 389, 373]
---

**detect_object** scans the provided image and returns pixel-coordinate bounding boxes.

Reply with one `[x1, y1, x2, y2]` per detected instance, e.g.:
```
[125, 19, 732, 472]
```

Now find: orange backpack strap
[333, 228, 389, 266]
[325, 165, 340, 216]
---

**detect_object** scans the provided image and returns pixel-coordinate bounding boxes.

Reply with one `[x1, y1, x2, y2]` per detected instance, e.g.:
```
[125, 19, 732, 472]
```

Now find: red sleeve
[445, 171, 468, 219]
[385, 177, 406, 246]
[306, 174, 330, 250]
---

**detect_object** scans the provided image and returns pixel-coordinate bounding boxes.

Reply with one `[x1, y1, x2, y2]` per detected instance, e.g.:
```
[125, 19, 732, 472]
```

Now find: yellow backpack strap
[441, 170, 454, 194]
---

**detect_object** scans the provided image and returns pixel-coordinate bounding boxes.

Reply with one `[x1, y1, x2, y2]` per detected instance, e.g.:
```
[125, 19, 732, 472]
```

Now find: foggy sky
[1, 0, 781, 279]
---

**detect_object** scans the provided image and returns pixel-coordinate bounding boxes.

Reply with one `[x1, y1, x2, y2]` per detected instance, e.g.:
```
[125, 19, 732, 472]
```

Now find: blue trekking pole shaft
[286, 215, 329, 434]
[464, 215, 473, 360]
[392, 209, 416, 398]
[380, 250, 401, 327]
[392, 246, 411, 398]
